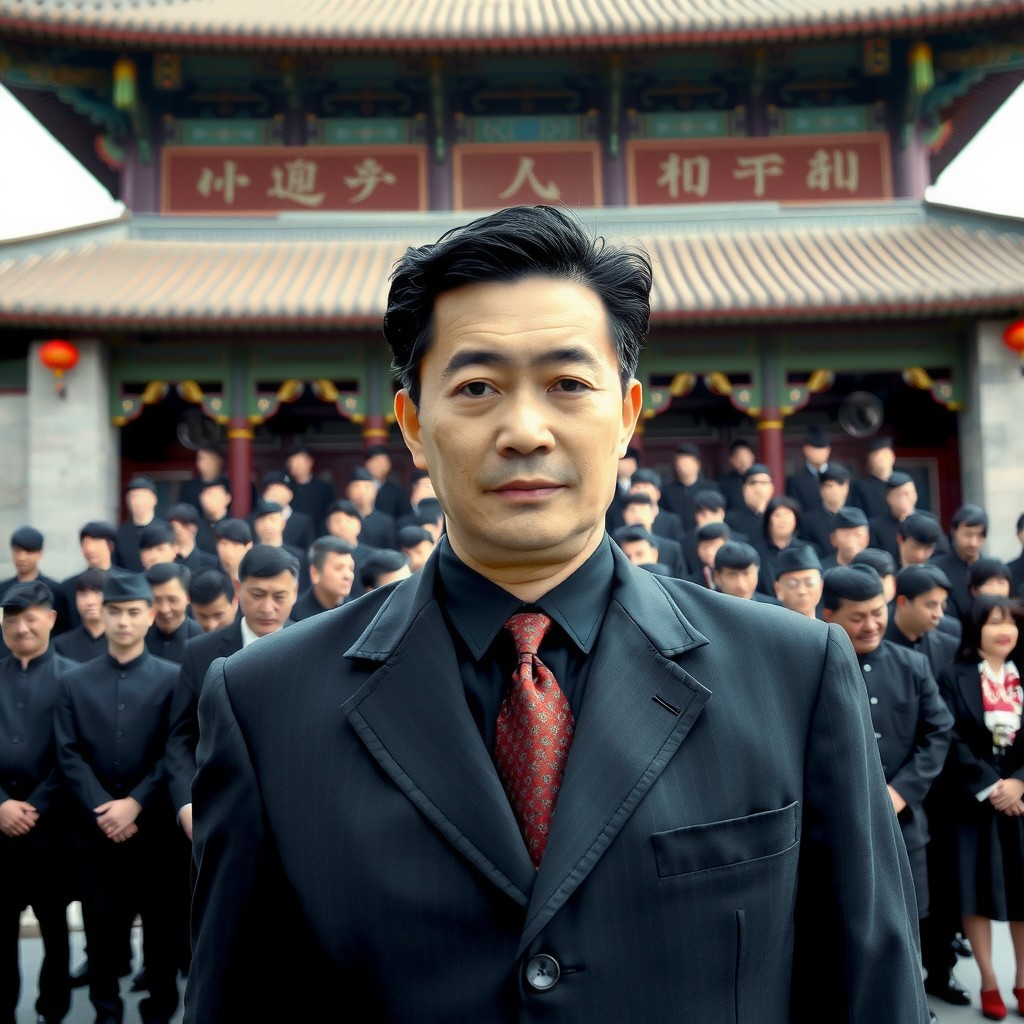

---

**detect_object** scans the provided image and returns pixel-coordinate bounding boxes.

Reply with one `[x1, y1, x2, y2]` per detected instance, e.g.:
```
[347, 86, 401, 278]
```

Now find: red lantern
[1004, 320, 1024, 353]
[39, 339, 80, 397]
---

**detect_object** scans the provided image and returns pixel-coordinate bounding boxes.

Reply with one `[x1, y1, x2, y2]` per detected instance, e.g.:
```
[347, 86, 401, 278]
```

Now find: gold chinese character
[807, 150, 860, 193]
[733, 154, 784, 197]
[343, 158, 397, 203]
[656, 154, 710, 199]
[498, 157, 561, 201]
[267, 159, 326, 207]
[196, 160, 251, 206]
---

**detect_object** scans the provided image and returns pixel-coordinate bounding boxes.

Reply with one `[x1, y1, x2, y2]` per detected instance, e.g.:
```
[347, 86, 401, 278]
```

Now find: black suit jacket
[785, 466, 822, 515]
[186, 545, 929, 1023]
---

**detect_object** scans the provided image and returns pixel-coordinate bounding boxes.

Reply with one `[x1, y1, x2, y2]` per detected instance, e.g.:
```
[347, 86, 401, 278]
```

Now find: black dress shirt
[436, 535, 614, 753]
[52, 626, 106, 663]
[145, 617, 203, 665]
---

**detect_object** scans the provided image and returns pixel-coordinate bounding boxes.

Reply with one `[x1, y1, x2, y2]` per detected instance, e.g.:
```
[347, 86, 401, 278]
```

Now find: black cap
[631, 468, 662, 489]
[614, 525, 657, 546]
[1, 579, 54, 612]
[819, 464, 851, 486]
[867, 436, 893, 453]
[774, 545, 823, 576]
[824, 562, 885, 602]
[262, 469, 293, 489]
[165, 503, 199, 526]
[624, 446, 640, 461]
[251, 500, 283, 520]
[693, 489, 726, 511]
[79, 521, 117, 543]
[10, 526, 43, 551]
[364, 444, 389, 459]
[214, 518, 253, 544]
[125, 475, 157, 494]
[139, 523, 176, 550]
[804, 426, 830, 449]
[886, 471, 915, 489]
[743, 463, 773, 481]
[397, 526, 433, 548]
[898, 511, 943, 545]
[832, 506, 869, 530]
[696, 522, 731, 542]
[349, 467, 375, 483]
[102, 573, 153, 604]
[675, 442, 701, 458]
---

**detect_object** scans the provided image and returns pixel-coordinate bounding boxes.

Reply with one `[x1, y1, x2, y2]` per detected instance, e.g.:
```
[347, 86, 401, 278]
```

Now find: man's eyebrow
[439, 346, 604, 381]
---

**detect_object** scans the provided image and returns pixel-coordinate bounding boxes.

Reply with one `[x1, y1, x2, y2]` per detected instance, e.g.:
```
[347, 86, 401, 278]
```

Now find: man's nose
[497, 391, 555, 454]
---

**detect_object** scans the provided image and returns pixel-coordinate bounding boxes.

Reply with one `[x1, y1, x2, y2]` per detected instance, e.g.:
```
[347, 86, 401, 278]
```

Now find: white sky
[0, 80, 1022, 241]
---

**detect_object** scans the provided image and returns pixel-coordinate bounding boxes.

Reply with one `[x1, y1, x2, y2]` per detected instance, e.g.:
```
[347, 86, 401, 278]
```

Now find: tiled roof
[0, 0, 1021, 51]
[1, 202, 1022, 331]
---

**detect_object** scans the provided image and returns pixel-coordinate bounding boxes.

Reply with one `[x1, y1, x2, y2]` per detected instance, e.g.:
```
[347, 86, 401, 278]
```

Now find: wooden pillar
[228, 422, 253, 519]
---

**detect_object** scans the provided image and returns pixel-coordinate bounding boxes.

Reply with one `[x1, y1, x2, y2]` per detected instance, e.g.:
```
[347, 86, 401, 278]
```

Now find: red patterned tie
[494, 611, 575, 868]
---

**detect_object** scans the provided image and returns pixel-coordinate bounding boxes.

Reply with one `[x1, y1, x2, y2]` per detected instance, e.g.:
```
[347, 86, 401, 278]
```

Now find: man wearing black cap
[0, 526, 70, 636]
[627, 468, 683, 542]
[55, 573, 190, 1024]
[786, 425, 831, 515]
[138, 523, 177, 571]
[284, 445, 335, 537]
[821, 506, 871, 569]
[713, 541, 779, 604]
[165, 504, 218, 574]
[800, 464, 852, 559]
[396, 470, 437, 533]
[773, 545, 825, 619]
[212, 518, 253, 584]
[823, 562, 953, 995]
[346, 467, 397, 550]
[896, 511, 946, 569]
[196, 480, 233, 556]
[685, 522, 731, 588]
[717, 439, 756, 512]
[116, 476, 169, 574]
[145, 563, 202, 665]
[612, 525, 672, 576]
[869, 470, 919, 563]
[928, 503, 990, 622]
[0, 581, 74, 1024]
[679, 489, 731, 574]
[660, 443, 707, 533]
[364, 444, 414, 524]
[250, 501, 309, 592]
[291, 538, 356, 620]
[852, 436, 897, 520]
[260, 470, 317, 553]
[396, 526, 435, 574]
[725, 463, 774, 540]
[620, 493, 686, 576]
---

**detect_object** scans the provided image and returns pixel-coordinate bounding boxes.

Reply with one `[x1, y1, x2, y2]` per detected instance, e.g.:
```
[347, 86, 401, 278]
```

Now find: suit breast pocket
[652, 801, 799, 879]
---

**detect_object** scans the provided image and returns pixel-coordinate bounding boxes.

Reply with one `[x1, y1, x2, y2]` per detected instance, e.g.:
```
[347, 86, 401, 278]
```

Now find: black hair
[238, 544, 300, 582]
[189, 568, 235, 606]
[383, 205, 652, 407]
[951, 503, 988, 533]
[415, 499, 445, 527]
[895, 563, 951, 600]
[327, 499, 362, 522]
[308, 535, 356, 571]
[897, 511, 943, 546]
[957, 594, 1022, 663]
[75, 568, 109, 593]
[763, 496, 802, 540]
[622, 492, 653, 508]
[851, 547, 896, 578]
[396, 526, 433, 549]
[969, 557, 1012, 593]
[139, 522, 176, 550]
[692, 488, 726, 511]
[145, 562, 192, 590]
[613, 525, 657, 547]
[696, 522, 731, 543]
[822, 563, 885, 610]
[714, 541, 760, 571]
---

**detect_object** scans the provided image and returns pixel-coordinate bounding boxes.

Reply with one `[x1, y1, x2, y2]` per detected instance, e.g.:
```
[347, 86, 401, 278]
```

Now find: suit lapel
[521, 558, 712, 950]
[345, 568, 536, 903]
[957, 663, 985, 722]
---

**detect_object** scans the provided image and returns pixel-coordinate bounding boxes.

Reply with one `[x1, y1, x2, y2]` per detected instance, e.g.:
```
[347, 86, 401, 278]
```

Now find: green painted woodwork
[777, 105, 877, 134]
[634, 110, 732, 138]
[315, 117, 419, 145]
[170, 119, 281, 146]
[459, 114, 589, 143]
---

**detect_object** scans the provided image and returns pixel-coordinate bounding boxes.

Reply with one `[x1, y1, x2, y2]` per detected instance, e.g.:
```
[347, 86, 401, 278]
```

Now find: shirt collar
[240, 617, 261, 648]
[436, 534, 615, 661]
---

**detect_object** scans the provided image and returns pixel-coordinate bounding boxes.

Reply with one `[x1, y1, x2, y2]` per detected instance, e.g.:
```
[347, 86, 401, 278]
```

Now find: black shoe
[130, 966, 150, 992]
[924, 975, 972, 1006]
[952, 935, 973, 959]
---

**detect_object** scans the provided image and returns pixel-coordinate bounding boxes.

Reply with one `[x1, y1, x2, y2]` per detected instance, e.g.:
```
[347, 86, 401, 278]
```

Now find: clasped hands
[94, 796, 143, 842]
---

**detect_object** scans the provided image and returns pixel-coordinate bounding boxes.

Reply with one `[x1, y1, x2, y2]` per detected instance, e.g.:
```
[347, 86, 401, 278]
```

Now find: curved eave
[1, 4, 1022, 54]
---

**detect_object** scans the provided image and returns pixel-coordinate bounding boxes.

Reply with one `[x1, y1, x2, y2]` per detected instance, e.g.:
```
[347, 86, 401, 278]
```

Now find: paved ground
[14, 916, 1018, 1022]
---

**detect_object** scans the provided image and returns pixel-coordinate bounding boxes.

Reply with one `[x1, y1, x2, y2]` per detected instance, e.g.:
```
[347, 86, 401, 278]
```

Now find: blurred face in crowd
[775, 570, 823, 618]
[237, 571, 297, 637]
[1, 603, 56, 663]
[140, 542, 175, 570]
[895, 587, 947, 640]
[192, 592, 237, 633]
[622, 502, 655, 531]
[253, 512, 285, 546]
[729, 445, 755, 474]
[826, 593, 887, 655]
[365, 452, 392, 482]
[402, 539, 435, 573]
[410, 476, 436, 508]
[152, 577, 190, 634]
[327, 511, 362, 545]
[346, 479, 377, 514]
[104, 600, 156, 658]
[867, 446, 895, 478]
[714, 564, 759, 600]
[170, 519, 197, 552]
[263, 483, 293, 509]
[617, 452, 638, 482]
[979, 605, 1018, 666]
[767, 505, 797, 545]
[952, 522, 986, 565]
[201, 484, 232, 521]
[820, 478, 849, 513]
[897, 534, 935, 567]
[886, 482, 917, 521]
[674, 453, 700, 485]
[81, 535, 113, 570]
[803, 443, 830, 470]
[310, 552, 356, 606]
[742, 473, 773, 514]
[620, 538, 658, 566]
[127, 487, 158, 523]
[76, 587, 104, 632]
[696, 536, 725, 570]
[972, 576, 1011, 598]
[285, 451, 313, 484]
[196, 448, 224, 481]
[217, 539, 251, 582]
[695, 505, 725, 527]
[11, 545, 43, 578]
[831, 525, 869, 564]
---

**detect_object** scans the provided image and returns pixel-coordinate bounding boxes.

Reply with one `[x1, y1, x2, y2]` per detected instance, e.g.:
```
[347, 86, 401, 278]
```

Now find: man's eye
[459, 381, 492, 397]
[554, 379, 590, 393]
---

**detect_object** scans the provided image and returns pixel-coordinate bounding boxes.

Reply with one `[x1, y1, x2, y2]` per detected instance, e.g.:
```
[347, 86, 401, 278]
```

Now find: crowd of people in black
[3, 425, 1024, 1023]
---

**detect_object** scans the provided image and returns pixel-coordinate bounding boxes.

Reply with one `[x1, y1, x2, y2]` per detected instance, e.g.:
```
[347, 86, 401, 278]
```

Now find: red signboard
[161, 146, 428, 214]
[453, 143, 603, 210]
[627, 133, 892, 205]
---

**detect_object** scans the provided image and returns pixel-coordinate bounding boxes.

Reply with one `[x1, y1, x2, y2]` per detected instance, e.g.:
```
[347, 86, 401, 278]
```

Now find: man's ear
[395, 389, 428, 471]
[822, 608, 834, 623]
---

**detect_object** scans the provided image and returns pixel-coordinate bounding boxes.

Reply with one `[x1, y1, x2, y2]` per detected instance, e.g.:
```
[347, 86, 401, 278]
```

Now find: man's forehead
[105, 600, 150, 610]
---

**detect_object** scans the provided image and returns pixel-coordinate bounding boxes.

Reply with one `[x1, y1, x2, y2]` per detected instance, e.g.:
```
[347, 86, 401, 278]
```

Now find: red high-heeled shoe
[981, 989, 1007, 1021]
[1012, 987, 1024, 1016]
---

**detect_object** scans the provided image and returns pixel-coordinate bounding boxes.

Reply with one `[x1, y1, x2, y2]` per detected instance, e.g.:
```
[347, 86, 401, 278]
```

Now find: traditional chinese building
[1, 0, 1023, 570]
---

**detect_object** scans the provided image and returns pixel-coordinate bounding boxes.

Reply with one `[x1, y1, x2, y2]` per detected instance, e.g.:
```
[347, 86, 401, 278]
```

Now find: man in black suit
[929, 503, 989, 622]
[713, 541, 780, 605]
[824, 563, 954, 1017]
[186, 569, 238, 635]
[716, 438, 755, 512]
[53, 569, 108, 663]
[724, 462, 774, 540]
[61, 522, 132, 631]
[897, 511, 945, 569]
[0, 581, 74, 1024]
[363, 444, 414, 524]
[869, 470, 919, 564]
[144, 562, 202, 664]
[179, 444, 227, 517]
[0, 525, 70, 636]
[166, 503, 219, 574]
[625, 468, 683, 542]
[250, 500, 309, 591]
[345, 467, 397, 550]
[852, 435, 897, 520]
[800, 463, 852, 559]
[785, 424, 831, 515]
[260, 470, 317, 554]
[187, 205, 930, 1023]
[285, 445, 336, 537]
[659, 442, 707, 533]
[115, 476, 169, 574]
[291, 537, 356, 620]
[618, 493, 686, 576]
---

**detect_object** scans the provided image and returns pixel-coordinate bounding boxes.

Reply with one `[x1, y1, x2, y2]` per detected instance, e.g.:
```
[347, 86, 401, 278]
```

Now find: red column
[758, 412, 785, 487]
[362, 415, 389, 450]
[228, 421, 254, 519]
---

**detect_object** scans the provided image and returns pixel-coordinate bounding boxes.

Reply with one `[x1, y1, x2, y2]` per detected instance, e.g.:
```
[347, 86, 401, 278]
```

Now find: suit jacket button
[525, 954, 561, 991]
